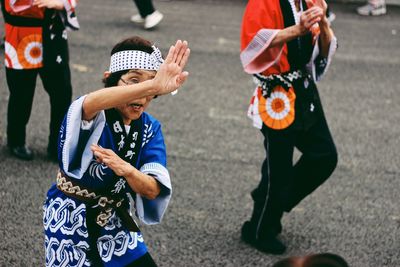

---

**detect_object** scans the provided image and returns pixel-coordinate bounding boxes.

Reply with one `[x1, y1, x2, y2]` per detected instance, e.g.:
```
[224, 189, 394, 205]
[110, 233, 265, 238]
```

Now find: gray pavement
[1, 1, 400, 266]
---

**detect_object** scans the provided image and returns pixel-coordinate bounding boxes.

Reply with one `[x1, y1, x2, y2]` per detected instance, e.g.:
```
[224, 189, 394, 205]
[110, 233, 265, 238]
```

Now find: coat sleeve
[240, 0, 285, 74]
[58, 95, 107, 180]
[133, 120, 172, 225]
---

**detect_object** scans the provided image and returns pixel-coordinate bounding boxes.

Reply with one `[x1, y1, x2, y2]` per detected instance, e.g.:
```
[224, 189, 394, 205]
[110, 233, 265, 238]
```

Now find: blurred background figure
[272, 253, 349, 267]
[130, 0, 163, 30]
[0, 6, 3, 49]
[1, 0, 79, 161]
[326, 5, 336, 23]
[357, 0, 387, 16]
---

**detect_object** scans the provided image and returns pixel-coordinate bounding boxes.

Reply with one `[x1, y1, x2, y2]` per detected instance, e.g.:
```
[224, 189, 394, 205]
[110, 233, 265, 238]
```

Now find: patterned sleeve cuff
[240, 29, 283, 74]
[308, 35, 338, 82]
[61, 96, 106, 179]
[134, 163, 172, 225]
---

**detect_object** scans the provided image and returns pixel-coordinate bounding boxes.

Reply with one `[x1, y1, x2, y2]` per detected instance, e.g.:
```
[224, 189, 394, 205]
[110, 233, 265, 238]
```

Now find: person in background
[0, 7, 3, 49]
[240, 0, 338, 255]
[130, 0, 163, 30]
[357, 0, 386, 16]
[1, 0, 79, 161]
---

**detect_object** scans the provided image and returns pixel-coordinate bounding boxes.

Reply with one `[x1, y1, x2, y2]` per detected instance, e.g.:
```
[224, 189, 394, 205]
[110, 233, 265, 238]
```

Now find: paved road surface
[0, 1, 399, 266]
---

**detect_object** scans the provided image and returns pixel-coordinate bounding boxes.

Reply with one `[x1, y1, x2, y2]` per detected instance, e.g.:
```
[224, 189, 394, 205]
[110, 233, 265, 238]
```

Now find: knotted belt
[253, 69, 304, 98]
[56, 171, 140, 232]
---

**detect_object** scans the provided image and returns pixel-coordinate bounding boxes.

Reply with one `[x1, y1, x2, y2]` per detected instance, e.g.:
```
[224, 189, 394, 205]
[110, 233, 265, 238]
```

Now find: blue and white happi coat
[43, 96, 171, 266]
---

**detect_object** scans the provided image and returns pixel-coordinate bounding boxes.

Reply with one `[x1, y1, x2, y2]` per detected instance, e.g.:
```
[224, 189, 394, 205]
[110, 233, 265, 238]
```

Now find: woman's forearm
[82, 79, 157, 121]
[318, 17, 334, 58]
[270, 25, 306, 48]
[123, 165, 161, 200]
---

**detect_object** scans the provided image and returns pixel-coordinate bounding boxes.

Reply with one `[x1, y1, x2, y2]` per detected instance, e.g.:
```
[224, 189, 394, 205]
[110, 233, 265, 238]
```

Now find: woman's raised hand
[299, 5, 324, 34]
[152, 40, 190, 96]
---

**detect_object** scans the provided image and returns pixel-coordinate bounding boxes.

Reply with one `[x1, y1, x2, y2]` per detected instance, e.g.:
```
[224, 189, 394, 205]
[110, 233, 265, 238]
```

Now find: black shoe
[9, 145, 34, 160]
[241, 221, 286, 255]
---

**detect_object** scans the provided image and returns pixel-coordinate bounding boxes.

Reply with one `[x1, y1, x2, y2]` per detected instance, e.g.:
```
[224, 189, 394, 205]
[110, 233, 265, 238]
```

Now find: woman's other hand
[91, 144, 132, 177]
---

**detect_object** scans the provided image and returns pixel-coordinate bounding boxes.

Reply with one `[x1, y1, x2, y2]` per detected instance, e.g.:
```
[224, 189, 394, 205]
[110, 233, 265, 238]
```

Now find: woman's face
[115, 69, 156, 125]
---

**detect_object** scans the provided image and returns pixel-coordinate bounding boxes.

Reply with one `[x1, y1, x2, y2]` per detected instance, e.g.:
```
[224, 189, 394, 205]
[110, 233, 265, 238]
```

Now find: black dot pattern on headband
[109, 49, 164, 73]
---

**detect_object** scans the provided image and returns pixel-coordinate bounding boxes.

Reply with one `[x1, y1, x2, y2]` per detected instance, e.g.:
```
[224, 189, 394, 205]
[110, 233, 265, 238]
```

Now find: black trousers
[133, 0, 155, 18]
[6, 66, 72, 153]
[249, 114, 338, 240]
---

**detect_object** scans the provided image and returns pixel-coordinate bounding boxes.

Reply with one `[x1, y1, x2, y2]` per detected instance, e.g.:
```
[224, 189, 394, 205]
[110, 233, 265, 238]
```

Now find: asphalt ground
[0, 1, 399, 266]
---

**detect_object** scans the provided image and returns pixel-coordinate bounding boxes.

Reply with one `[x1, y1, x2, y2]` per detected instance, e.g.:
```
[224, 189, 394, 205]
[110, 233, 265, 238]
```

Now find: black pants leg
[39, 65, 72, 155]
[249, 126, 296, 239]
[6, 68, 39, 147]
[133, 0, 155, 18]
[249, 115, 337, 239]
[282, 116, 338, 211]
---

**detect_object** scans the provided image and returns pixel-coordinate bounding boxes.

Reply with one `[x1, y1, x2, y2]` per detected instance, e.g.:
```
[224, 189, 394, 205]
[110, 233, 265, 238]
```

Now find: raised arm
[82, 40, 190, 121]
[270, 6, 324, 48]
[32, 0, 64, 10]
[313, 0, 334, 58]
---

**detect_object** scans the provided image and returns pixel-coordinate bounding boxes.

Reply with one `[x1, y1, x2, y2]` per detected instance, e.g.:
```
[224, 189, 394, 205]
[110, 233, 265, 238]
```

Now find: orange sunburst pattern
[17, 34, 43, 69]
[258, 86, 296, 130]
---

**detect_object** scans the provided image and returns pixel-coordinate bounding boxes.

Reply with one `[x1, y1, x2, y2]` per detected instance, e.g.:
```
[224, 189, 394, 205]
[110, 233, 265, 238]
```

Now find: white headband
[109, 46, 164, 73]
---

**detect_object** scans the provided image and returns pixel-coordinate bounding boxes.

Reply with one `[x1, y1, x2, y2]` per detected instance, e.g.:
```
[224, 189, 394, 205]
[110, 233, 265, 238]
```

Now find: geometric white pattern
[43, 198, 88, 238]
[45, 237, 90, 267]
[97, 231, 144, 263]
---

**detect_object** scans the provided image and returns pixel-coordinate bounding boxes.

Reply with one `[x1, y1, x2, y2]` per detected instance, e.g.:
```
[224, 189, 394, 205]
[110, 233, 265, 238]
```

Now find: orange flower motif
[258, 86, 296, 130]
[17, 34, 43, 69]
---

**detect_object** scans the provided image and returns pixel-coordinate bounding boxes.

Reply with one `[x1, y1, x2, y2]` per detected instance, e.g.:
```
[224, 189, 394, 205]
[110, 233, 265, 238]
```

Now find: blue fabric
[44, 96, 171, 266]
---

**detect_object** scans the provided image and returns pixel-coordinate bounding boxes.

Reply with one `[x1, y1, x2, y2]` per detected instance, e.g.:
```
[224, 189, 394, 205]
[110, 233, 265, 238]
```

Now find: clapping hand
[33, 0, 64, 10]
[299, 3, 324, 35]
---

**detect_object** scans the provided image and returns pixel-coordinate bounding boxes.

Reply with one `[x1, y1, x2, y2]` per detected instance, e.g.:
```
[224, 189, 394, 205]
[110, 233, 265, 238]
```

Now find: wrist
[147, 79, 160, 96]
[122, 162, 134, 178]
[296, 24, 308, 36]
[54, 0, 65, 10]
[319, 16, 329, 28]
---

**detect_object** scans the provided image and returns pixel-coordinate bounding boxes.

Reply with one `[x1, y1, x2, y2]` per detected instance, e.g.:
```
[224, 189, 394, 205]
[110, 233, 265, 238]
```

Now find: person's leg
[282, 116, 338, 212]
[133, 0, 155, 18]
[6, 68, 38, 159]
[39, 65, 72, 160]
[242, 126, 296, 254]
[125, 253, 158, 267]
[131, 0, 163, 29]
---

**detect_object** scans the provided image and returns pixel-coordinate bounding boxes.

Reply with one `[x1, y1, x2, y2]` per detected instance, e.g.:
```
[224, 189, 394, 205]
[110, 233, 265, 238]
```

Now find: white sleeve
[61, 95, 106, 179]
[307, 35, 338, 82]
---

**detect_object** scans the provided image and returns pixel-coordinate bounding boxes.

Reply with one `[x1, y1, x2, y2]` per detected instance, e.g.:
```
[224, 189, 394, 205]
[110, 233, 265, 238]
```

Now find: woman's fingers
[177, 71, 189, 86]
[164, 45, 175, 64]
[306, 18, 321, 28]
[175, 41, 188, 66]
[304, 6, 323, 18]
[171, 40, 182, 63]
[178, 48, 190, 69]
[302, 7, 323, 29]
[305, 0, 315, 7]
